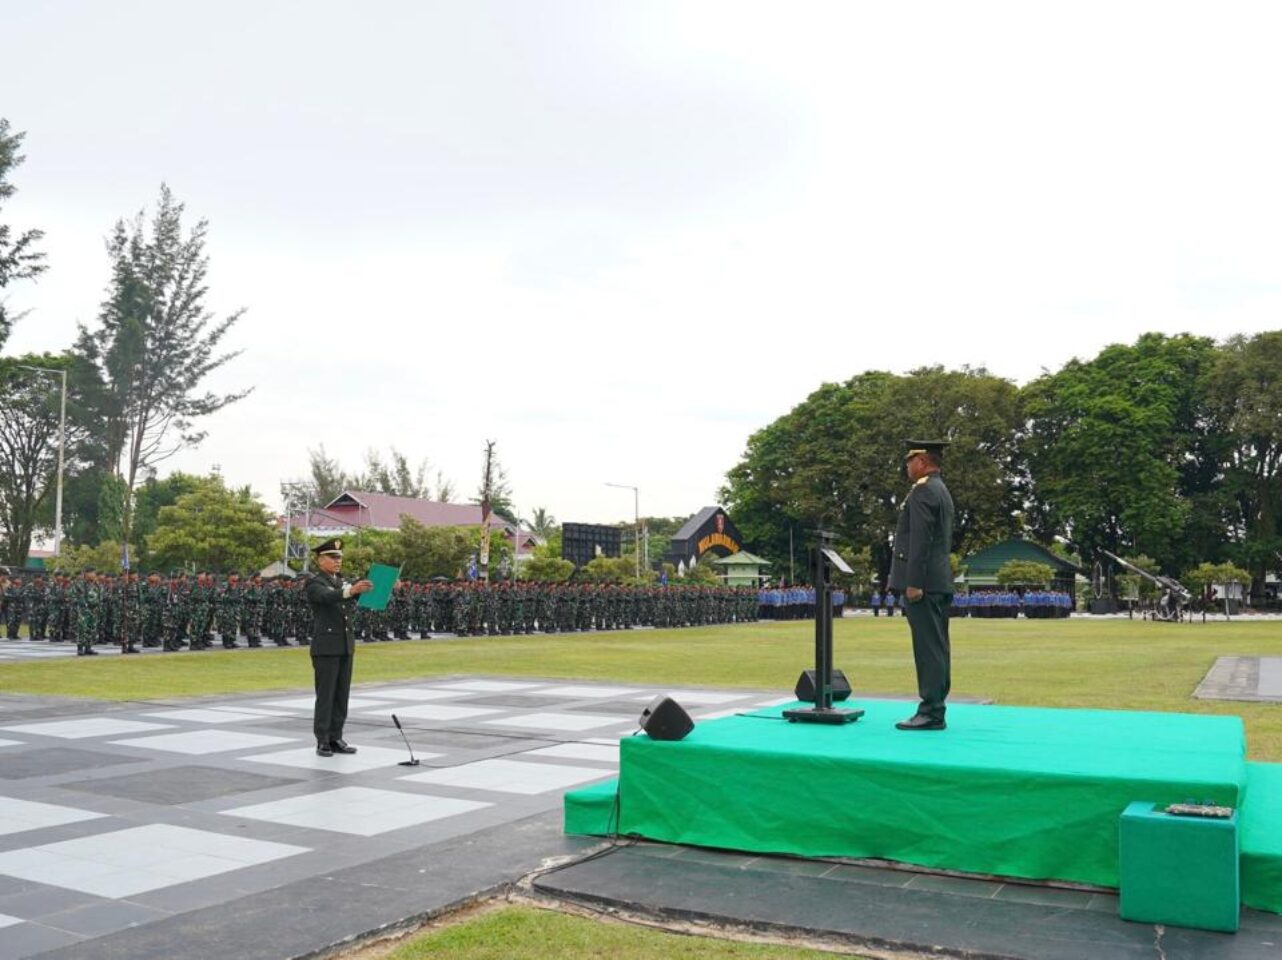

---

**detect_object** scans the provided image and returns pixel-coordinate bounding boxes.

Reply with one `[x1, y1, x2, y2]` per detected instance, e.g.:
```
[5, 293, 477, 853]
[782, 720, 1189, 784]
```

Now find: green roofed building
[960, 538, 1083, 601]
[712, 551, 771, 587]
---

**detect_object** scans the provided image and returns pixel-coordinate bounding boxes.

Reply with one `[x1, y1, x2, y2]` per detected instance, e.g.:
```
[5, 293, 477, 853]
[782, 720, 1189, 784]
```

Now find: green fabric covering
[1119, 801, 1239, 932]
[617, 700, 1246, 888]
[1242, 761, 1282, 913]
[565, 778, 620, 837]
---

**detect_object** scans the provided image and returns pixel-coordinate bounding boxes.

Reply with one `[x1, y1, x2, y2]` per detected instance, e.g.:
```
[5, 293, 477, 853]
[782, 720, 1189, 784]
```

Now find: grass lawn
[3, 616, 1281, 758]
[365, 904, 862, 960]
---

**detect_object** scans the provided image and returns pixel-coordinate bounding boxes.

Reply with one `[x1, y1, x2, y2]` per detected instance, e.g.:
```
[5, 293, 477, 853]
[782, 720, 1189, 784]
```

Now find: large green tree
[390, 516, 508, 581]
[0, 119, 46, 350]
[1019, 333, 1217, 573]
[721, 367, 1021, 585]
[146, 478, 276, 573]
[1205, 331, 1282, 595]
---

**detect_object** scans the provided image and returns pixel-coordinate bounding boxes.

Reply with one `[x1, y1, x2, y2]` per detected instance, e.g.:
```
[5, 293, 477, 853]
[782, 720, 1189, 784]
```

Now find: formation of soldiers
[0, 572, 761, 655]
[952, 590, 1073, 618]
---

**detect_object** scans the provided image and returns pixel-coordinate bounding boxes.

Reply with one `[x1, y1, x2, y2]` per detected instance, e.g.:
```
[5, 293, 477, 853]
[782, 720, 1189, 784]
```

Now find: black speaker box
[639, 695, 694, 741]
[794, 668, 852, 702]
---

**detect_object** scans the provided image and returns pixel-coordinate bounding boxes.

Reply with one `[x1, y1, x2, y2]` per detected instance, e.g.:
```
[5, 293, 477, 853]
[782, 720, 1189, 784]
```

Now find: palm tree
[530, 507, 557, 539]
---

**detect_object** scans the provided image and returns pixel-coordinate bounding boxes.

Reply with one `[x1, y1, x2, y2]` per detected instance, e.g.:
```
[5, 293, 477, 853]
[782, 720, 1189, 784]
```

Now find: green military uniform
[305, 539, 364, 756]
[4, 575, 24, 638]
[887, 440, 955, 729]
[73, 572, 101, 656]
[26, 577, 48, 640]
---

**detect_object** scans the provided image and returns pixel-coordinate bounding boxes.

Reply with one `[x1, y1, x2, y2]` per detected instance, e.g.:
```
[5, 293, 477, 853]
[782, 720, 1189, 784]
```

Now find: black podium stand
[783, 534, 863, 724]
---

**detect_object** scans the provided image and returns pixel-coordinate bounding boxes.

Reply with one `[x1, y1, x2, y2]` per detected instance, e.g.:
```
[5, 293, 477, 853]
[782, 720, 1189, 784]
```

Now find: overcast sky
[4, 2, 1281, 524]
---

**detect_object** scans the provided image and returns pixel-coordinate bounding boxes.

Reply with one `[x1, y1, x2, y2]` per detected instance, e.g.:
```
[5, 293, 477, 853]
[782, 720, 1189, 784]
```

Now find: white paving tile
[0, 738, 23, 748]
[531, 685, 642, 699]
[109, 730, 296, 754]
[401, 758, 612, 794]
[224, 786, 489, 836]
[210, 706, 298, 717]
[482, 712, 631, 733]
[0, 824, 308, 898]
[367, 703, 499, 721]
[361, 687, 469, 702]
[431, 680, 545, 693]
[143, 708, 276, 724]
[256, 696, 394, 711]
[692, 708, 743, 720]
[0, 796, 107, 837]
[244, 745, 439, 773]
[665, 690, 753, 705]
[0, 912, 22, 929]
[522, 742, 619, 764]
[0, 718, 174, 740]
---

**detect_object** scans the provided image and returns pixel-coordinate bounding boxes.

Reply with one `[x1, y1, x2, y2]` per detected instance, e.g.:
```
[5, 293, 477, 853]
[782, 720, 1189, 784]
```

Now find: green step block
[1119, 801, 1239, 933]
[564, 778, 619, 837]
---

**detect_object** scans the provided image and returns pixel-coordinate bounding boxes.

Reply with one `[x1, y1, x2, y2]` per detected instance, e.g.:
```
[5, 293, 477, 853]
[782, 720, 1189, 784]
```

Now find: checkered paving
[0, 675, 777, 959]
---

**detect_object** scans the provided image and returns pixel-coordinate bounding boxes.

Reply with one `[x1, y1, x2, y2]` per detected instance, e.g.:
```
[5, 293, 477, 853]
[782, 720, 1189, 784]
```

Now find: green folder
[357, 563, 401, 611]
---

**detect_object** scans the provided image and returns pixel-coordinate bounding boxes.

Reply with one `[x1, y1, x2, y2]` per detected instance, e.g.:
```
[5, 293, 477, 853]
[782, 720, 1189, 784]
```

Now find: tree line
[721, 331, 1282, 597]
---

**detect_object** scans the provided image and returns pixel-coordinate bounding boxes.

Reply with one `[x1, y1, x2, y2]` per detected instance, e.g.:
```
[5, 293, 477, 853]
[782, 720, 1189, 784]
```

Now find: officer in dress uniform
[304, 539, 373, 757]
[887, 440, 955, 731]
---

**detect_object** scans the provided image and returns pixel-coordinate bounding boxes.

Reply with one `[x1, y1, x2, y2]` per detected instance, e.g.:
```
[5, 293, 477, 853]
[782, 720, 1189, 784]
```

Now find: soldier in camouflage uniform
[216, 574, 242, 649]
[166, 573, 191, 650]
[389, 581, 410, 640]
[73, 570, 101, 656]
[187, 573, 212, 650]
[25, 575, 48, 641]
[292, 579, 311, 645]
[140, 573, 164, 647]
[4, 573, 24, 639]
[241, 574, 264, 648]
[47, 575, 70, 642]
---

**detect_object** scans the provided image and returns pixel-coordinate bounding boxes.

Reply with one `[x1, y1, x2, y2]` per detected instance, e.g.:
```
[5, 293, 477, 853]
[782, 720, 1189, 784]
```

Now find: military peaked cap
[904, 439, 950, 461]
[312, 538, 344, 557]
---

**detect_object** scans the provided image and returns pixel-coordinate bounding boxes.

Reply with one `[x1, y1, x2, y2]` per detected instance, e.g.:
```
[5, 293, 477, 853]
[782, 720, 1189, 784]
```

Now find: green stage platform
[565, 700, 1282, 914]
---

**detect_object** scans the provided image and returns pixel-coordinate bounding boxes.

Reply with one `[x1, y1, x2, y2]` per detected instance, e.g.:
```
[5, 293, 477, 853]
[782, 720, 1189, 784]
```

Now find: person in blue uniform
[887, 440, 956, 731]
[305, 539, 374, 757]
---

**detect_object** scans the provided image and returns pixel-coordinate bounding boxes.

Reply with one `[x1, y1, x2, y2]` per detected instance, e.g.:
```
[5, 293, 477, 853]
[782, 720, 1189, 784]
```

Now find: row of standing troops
[1, 573, 761, 655]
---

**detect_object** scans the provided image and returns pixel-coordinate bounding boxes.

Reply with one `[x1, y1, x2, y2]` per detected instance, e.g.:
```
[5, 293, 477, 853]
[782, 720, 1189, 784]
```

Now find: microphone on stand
[392, 714, 420, 766]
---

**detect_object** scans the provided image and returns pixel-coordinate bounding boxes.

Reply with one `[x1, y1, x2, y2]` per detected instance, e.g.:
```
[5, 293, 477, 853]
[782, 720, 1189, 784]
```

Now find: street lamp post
[18, 365, 67, 557]
[605, 482, 640, 579]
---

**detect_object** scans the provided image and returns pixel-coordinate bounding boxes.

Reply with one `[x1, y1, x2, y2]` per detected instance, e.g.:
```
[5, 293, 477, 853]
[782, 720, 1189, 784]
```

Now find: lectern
[783, 532, 864, 724]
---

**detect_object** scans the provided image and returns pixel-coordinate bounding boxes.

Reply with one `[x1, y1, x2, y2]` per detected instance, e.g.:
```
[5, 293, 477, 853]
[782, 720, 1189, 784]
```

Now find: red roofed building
[283, 490, 539, 555]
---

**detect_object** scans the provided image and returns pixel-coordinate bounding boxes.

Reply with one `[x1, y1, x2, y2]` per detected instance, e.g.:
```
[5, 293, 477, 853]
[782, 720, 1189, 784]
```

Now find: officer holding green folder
[305, 538, 374, 757]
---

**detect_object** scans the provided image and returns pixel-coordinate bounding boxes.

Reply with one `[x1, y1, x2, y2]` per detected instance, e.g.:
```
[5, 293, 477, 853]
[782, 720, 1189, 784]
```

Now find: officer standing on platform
[888, 440, 955, 731]
[304, 539, 373, 757]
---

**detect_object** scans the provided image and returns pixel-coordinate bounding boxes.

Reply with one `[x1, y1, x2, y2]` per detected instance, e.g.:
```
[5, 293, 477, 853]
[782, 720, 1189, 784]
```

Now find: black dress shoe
[316, 740, 334, 757]
[896, 714, 946, 731]
[329, 739, 357, 754]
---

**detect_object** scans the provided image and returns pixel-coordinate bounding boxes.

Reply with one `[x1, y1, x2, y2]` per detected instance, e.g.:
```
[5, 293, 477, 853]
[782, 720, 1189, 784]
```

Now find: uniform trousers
[312, 653, 353, 742]
[905, 592, 952, 721]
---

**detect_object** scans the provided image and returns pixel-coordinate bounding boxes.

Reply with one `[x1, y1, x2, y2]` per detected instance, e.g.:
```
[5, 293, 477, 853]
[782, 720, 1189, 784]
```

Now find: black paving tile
[820, 862, 914, 888]
[59, 765, 302, 805]
[0, 748, 139, 780]
[0, 885, 106, 920]
[0, 921, 84, 960]
[38, 899, 172, 937]
[994, 882, 1097, 909]
[905, 872, 1001, 898]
